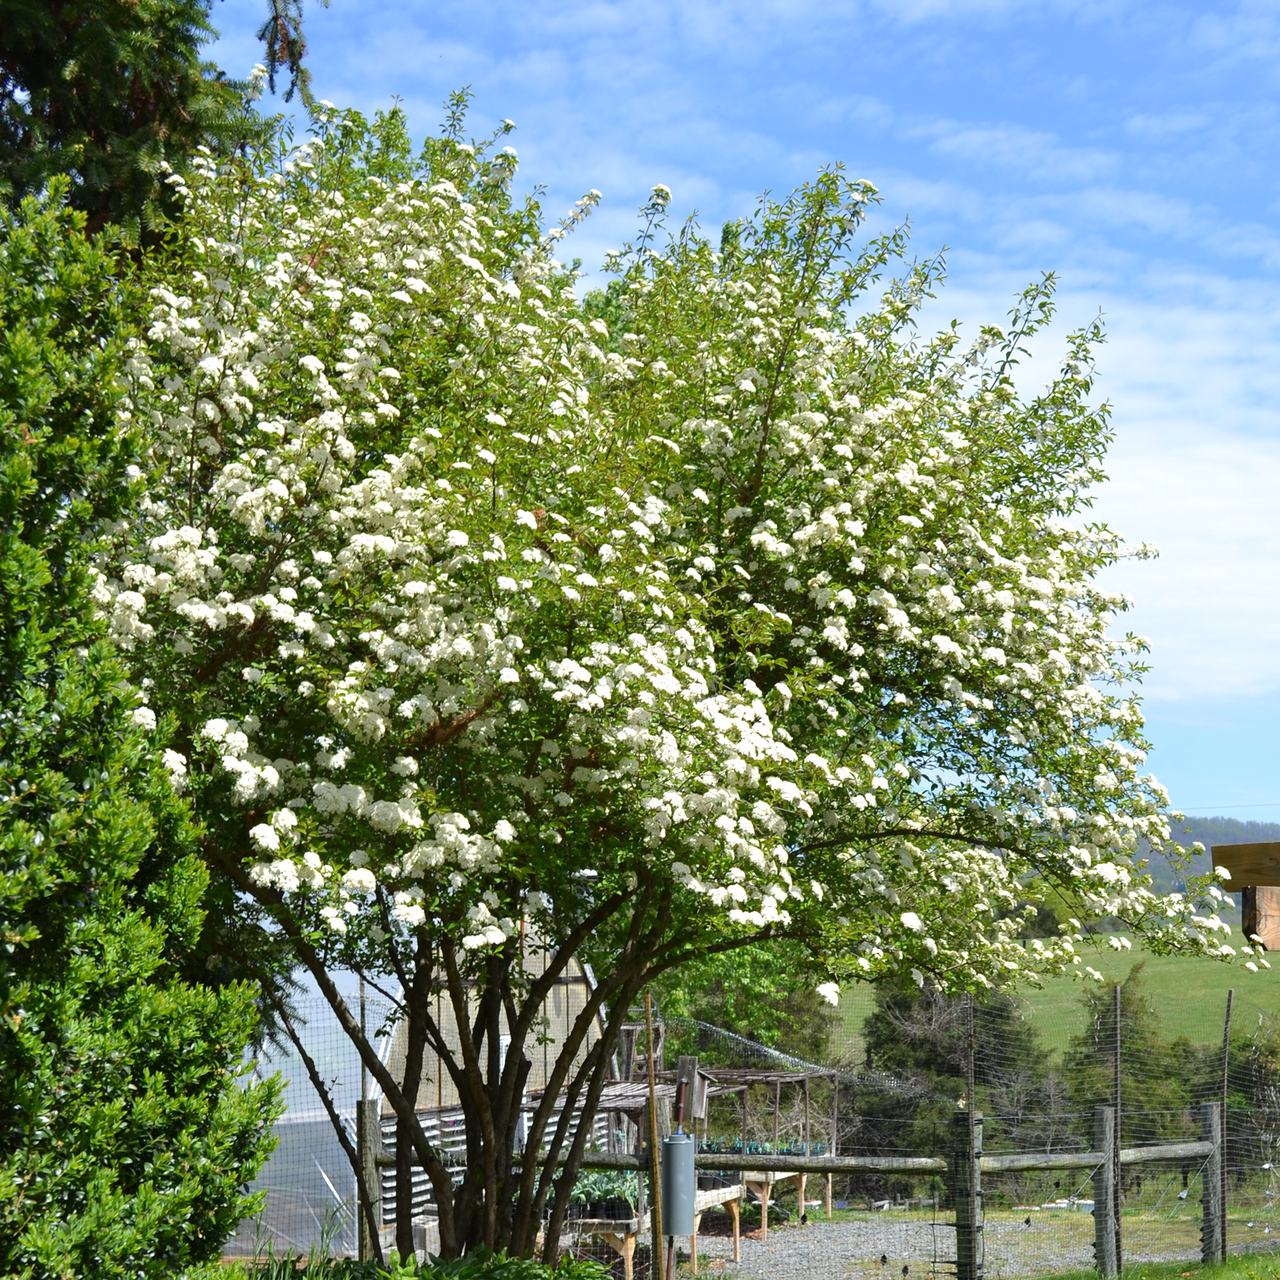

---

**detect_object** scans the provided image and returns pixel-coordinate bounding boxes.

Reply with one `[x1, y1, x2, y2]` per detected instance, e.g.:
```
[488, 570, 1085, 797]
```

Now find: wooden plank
[1212, 842, 1280, 886]
[402, 1141, 1212, 1177]
[549, 1151, 950, 1174]
[694, 1184, 743, 1212]
[979, 1141, 1213, 1174]
[979, 1151, 1102, 1173]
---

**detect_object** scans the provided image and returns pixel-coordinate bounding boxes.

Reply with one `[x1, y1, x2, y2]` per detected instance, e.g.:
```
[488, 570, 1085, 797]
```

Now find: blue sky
[211, 0, 1280, 820]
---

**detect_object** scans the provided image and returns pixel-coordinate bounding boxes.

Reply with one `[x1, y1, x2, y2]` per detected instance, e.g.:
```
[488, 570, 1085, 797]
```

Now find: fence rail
[378, 1139, 1214, 1177]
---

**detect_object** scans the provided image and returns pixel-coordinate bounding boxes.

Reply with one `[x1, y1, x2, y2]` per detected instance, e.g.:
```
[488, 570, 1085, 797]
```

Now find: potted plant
[569, 1169, 640, 1220]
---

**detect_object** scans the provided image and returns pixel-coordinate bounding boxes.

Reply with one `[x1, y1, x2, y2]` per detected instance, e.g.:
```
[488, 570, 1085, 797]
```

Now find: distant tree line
[841, 964, 1280, 1206]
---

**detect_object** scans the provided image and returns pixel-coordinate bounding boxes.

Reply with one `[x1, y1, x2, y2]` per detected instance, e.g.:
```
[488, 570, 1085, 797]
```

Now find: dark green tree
[653, 938, 838, 1061]
[1063, 963, 1200, 1146]
[0, 186, 278, 1278]
[0, 0, 265, 239]
[856, 982, 1067, 1195]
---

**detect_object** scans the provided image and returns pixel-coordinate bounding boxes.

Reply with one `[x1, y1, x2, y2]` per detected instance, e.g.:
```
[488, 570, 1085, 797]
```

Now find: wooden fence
[358, 1101, 1224, 1279]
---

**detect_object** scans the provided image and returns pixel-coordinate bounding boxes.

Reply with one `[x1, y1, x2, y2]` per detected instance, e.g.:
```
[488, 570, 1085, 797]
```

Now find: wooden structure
[382, 949, 607, 1113]
[562, 1106, 1222, 1280]
[670, 1066, 839, 1240]
[558, 1056, 841, 1265]
[564, 1183, 743, 1280]
[1211, 841, 1280, 949]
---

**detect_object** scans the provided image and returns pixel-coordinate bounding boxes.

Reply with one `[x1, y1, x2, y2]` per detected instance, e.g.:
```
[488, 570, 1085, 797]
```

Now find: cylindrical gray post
[661, 1133, 697, 1237]
[948, 1109, 983, 1280]
[1093, 1106, 1117, 1279]
[357, 1099, 383, 1263]
[1201, 1101, 1224, 1265]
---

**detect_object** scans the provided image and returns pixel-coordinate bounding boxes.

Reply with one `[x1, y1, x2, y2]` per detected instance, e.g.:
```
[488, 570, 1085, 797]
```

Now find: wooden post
[1112, 982, 1123, 1272]
[770, 1078, 781, 1237]
[1093, 1106, 1117, 1279]
[804, 1076, 811, 1155]
[357, 1099, 383, 1263]
[1243, 887, 1259, 945]
[645, 992, 664, 1249]
[829, 1075, 838, 1217]
[948, 1108, 982, 1280]
[803, 1076, 811, 1225]
[634, 1103, 648, 1221]
[831, 1076, 838, 1156]
[1202, 1101, 1224, 1266]
[641, 1094, 671, 1229]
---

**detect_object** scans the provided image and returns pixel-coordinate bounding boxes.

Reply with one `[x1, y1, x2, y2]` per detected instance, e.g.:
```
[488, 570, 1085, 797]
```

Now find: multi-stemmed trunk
[225, 855, 770, 1258]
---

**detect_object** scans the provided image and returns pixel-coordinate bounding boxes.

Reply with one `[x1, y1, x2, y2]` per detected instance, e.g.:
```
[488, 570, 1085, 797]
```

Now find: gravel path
[623, 1211, 1212, 1280]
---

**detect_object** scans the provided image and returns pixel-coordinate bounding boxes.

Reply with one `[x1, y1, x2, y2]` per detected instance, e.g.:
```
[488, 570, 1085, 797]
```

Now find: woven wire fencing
[225, 983, 399, 1260]
[226, 965, 1280, 1279]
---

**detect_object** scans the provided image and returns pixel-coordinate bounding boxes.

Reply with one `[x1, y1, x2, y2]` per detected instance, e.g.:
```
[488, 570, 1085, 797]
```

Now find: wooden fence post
[1093, 1106, 1117, 1279]
[1201, 1101, 1224, 1266]
[948, 1109, 982, 1280]
[358, 1099, 383, 1263]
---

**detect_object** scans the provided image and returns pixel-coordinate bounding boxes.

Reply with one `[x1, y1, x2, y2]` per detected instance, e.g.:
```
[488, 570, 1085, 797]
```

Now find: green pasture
[834, 930, 1280, 1065]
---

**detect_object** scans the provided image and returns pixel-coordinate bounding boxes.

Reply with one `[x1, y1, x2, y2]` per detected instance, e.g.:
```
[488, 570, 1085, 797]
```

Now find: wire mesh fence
[227, 962, 1280, 1278]
[225, 982, 399, 1260]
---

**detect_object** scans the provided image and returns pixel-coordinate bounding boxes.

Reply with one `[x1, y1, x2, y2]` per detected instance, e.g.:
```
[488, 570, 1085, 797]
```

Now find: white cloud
[914, 120, 1118, 185]
[932, 269, 1280, 704]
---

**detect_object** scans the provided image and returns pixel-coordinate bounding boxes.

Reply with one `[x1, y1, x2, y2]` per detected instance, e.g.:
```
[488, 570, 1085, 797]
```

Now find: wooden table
[565, 1183, 743, 1280]
[691, 1182, 743, 1273]
[742, 1170, 802, 1242]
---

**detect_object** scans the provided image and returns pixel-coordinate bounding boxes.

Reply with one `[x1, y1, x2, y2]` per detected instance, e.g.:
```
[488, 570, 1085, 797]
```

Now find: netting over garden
[229, 960, 1280, 1278]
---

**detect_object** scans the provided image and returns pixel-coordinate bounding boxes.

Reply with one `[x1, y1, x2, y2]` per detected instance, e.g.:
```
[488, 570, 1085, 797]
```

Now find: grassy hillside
[1017, 928, 1279, 1057]
[830, 818, 1280, 1066]
[834, 928, 1280, 1066]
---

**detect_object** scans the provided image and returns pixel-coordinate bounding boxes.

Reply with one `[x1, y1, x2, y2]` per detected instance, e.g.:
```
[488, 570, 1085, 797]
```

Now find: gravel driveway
[655, 1209, 1209, 1279]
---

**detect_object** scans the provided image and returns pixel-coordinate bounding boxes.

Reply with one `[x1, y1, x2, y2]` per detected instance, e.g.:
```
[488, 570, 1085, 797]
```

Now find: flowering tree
[102, 97, 1249, 1258]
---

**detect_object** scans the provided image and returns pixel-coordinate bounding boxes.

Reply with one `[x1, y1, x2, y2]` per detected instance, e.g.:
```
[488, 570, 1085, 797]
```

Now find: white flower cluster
[101, 106, 1252, 991]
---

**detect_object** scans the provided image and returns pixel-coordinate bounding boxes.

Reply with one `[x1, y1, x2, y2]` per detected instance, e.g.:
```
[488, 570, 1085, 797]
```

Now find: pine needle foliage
[0, 0, 256, 240]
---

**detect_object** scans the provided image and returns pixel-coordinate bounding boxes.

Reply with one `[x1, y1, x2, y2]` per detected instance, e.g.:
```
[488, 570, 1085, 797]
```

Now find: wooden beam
[1211, 841, 1280, 886]
[376, 1141, 1215, 1175]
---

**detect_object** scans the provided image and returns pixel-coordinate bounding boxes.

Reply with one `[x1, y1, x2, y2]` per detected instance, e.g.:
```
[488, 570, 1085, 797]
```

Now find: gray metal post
[357, 1099, 383, 1263]
[1093, 1106, 1117, 1279]
[661, 1133, 697, 1235]
[1202, 1101, 1224, 1266]
[949, 1108, 983, 1280]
